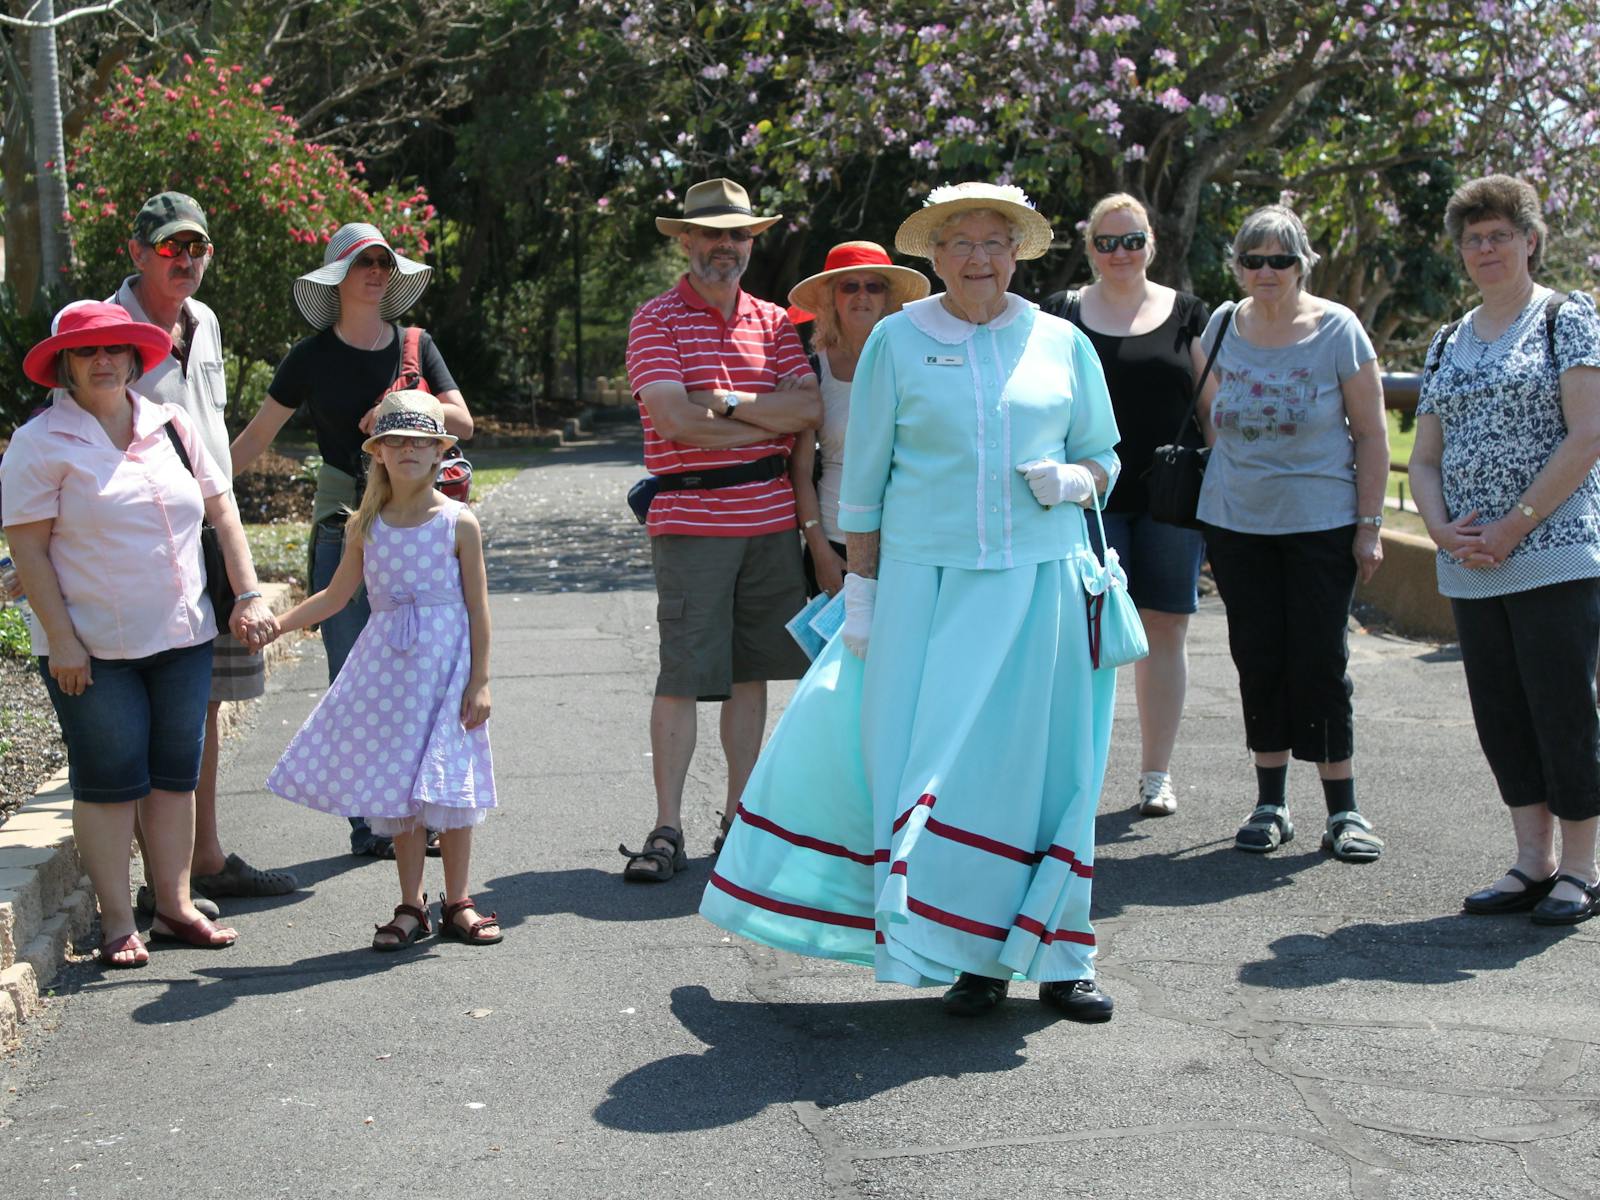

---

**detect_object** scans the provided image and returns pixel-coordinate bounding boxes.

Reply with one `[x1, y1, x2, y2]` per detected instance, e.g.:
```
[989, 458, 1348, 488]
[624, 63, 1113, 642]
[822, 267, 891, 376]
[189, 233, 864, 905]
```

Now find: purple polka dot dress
[268, 499, 496, 834]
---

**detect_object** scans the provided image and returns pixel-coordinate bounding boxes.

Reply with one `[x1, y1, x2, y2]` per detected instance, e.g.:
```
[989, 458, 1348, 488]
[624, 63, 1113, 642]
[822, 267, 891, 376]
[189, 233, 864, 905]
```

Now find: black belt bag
[627, 454, 788, 524]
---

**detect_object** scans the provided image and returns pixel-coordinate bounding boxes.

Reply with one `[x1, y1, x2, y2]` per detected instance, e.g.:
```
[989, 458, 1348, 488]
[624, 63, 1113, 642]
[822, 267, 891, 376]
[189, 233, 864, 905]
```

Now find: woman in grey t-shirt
[1196, 205, 1391, 862]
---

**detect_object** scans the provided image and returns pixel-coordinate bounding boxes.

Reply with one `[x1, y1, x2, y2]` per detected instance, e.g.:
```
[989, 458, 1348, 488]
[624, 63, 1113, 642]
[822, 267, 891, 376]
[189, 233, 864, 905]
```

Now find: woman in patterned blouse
[1409, 174, 1600, 925]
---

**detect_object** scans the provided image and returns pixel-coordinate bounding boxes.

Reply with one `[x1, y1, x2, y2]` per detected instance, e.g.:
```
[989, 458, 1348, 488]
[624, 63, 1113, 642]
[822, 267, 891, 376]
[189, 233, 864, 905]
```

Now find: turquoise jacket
[839, 294, 1120, 570]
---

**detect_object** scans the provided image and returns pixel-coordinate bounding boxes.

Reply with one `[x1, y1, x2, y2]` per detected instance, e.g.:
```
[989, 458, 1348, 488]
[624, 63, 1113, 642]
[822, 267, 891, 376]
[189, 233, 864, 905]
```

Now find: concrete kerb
[0, 581, 295, 1049]
[1356, 527, 1456, 641]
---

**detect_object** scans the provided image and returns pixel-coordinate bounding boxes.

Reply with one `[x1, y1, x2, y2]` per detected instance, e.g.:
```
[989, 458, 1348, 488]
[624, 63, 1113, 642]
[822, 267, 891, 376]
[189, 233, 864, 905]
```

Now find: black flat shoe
[942, 972, 1008, 1017]
[1039, 979, 1114, 1023]
[1463, 867, 1557, 915]
[1530, 873, 1600, 926]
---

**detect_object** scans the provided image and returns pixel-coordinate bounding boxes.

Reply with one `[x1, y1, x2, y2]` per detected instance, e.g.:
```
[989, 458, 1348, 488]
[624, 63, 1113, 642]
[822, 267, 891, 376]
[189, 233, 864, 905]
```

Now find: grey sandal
[619, 825, 686, 882]
[1235, 804, 1294, 853]
[1321, 810, 1383, 863]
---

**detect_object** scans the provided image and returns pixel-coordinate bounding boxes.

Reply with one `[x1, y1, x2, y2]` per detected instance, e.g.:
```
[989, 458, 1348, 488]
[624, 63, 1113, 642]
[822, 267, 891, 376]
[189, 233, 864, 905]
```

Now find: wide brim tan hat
[360, 388, 459, 454]
[895, 182, 1054, 261]
[787, 241, 931, 318]
[656, 177, 781, 237]
[293, 223, 432, 330]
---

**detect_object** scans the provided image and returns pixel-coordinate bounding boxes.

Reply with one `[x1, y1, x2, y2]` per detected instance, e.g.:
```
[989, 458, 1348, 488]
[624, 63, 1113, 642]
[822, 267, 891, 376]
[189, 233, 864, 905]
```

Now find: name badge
[924, 354, 964, 366]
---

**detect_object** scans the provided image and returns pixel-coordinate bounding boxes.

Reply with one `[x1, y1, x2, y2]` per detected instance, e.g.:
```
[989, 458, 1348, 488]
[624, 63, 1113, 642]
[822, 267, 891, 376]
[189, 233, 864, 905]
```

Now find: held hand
[230, 599, 278, 652]
[48, 634, 93, 696]
[460, 678, 492, 730]
[814, 543, 847, 598]
[358, 405, 379, 436]
[1016, 459, 1095, 508]
[1353, 526, 1384, 585]
[1463, 517, 1526, 570]
[840, 573, 876, 660]
[1425, 510, 1496, 568]
[0, 564, 21, 602]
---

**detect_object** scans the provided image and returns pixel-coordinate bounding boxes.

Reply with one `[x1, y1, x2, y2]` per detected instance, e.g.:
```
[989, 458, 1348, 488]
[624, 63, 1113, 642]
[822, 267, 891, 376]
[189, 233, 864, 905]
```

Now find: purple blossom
[1156, 88, 1191, 113]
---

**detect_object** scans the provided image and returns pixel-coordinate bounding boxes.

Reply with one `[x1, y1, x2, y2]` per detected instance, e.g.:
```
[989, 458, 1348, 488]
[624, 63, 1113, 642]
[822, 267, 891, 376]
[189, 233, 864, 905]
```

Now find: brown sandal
[439, 896, 503, 945]
[372, 896, 431, 952]
[619, 824, 686, 882]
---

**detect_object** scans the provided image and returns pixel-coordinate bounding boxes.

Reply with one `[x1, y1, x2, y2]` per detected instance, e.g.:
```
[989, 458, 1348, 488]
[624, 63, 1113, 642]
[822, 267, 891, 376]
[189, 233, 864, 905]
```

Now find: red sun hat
[23, 300, 172, 389]
[787, 240, 930, 324]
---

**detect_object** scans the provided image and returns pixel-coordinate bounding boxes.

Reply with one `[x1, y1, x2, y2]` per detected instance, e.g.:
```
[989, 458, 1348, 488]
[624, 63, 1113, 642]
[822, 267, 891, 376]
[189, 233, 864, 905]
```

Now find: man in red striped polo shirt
[620, 178, 821, 884]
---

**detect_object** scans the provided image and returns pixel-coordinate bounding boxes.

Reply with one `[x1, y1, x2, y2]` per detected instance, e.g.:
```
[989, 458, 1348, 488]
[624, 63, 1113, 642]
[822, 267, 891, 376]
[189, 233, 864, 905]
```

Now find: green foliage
[63, 59, 437, 394]
[0, 606, 32, 659]
[0, 280, 66, 429]
[243, 521, 309, 586]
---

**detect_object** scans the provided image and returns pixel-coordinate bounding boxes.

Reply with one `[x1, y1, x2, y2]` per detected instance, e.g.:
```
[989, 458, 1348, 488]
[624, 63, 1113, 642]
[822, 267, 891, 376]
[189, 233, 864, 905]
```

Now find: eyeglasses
[375, 434, 442, 449]
[692, 227, 754, 244]
[353, 253, 396, 271]
[939, 238, 1014, 259]
[1460, 229, 1520, 252]
[1092, 232, 1148, 253]
[66, 344, 133, 358]
[836, 280, 888, 295]
[150, 238, 212, 259]
[1237, 253, 1300, 271]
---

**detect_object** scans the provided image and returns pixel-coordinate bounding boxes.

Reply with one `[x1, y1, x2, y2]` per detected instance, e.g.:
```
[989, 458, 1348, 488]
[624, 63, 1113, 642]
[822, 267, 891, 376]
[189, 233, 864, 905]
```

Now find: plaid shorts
[209, 627, 266, 702]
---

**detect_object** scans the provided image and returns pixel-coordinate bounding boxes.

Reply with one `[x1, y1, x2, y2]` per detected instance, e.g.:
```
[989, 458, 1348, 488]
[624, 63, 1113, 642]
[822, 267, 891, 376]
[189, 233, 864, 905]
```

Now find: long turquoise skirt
[700, 554, 1115, 985]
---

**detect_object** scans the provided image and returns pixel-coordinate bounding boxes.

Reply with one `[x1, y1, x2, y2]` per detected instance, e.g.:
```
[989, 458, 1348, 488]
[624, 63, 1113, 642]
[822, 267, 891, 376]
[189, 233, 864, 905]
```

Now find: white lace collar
[903, 293, 1031, 344]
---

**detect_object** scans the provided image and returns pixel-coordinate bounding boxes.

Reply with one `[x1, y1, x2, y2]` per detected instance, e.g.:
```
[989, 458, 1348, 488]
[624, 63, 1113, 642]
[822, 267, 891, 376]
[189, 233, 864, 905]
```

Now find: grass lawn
[244, 444, 544, 586]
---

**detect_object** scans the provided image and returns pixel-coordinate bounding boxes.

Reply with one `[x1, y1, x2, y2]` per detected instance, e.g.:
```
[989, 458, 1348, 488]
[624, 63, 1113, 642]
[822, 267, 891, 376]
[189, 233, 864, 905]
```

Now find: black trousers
[1451, 578, 1600, 822]
[1205, 524, 1357, 763]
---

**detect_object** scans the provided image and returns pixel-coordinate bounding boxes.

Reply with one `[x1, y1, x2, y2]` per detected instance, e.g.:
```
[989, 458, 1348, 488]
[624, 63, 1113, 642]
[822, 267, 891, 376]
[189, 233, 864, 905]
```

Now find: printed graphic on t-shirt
[1213, 366, 1313, 442]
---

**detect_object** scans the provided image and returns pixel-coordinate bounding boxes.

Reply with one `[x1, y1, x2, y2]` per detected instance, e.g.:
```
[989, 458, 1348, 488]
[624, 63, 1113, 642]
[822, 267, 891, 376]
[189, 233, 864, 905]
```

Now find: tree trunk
[27, 0, 72, 292]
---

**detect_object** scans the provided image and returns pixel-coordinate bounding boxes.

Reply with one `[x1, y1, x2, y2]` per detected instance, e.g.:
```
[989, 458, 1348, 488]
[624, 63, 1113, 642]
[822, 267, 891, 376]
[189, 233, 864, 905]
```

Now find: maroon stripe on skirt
[1044, 844, 1094, 878]
[734, 803, 877, 866]
[905, 895, 1009, 940]
[707, 870, 875, 930]
[892, 793, 936, 833]
[1014, 913, 1097, 946]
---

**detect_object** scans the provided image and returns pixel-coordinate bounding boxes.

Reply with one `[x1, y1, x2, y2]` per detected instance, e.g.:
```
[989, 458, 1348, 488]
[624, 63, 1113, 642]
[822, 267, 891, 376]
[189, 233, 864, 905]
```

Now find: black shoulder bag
[1147, 302, 1233, 530]
[164, 421, 236, 626]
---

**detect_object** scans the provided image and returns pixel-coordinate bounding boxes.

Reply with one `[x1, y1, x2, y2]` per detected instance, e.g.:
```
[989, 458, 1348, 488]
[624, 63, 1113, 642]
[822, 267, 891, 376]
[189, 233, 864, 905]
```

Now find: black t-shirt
[1044, 290, 1209, 514]
[268, 326, 458, 476]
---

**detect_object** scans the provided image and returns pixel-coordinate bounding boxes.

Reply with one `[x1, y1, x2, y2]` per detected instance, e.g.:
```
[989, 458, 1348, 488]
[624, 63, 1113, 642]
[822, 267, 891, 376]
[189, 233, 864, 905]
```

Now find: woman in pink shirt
[1, 302, 276, 968]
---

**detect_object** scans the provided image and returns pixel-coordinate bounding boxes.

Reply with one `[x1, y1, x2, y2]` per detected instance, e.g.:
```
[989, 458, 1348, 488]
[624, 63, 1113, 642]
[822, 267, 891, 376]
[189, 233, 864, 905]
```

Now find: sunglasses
[1091, 232, 1148, 253]
[1237, 253, 1300, 271]
[375, 434, 444, 449]
[693, 227, 754, 243]
[150, 238, 212, 259]
[66, 344, 133, 358]
[836, 280, 888, 295]
[353, 253, 396, 271]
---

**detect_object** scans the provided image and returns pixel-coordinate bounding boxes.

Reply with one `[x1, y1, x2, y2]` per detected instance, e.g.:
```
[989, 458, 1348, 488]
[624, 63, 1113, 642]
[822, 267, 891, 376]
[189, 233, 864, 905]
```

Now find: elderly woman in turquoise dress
[700, 183, 1122, 1022]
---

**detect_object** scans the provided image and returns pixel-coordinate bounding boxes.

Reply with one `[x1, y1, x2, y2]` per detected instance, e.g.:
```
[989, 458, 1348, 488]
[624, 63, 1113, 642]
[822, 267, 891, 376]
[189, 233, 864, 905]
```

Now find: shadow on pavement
[479, 864, 709, 924]
[595, 983, 1055, 1132]
[485, 513, 652, 595]
[1237, 914, 1566, 988]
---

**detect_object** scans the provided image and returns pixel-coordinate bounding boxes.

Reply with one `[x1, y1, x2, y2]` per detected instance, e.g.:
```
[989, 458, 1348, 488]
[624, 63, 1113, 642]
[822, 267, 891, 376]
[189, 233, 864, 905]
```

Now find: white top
[817, 352, 852, 543]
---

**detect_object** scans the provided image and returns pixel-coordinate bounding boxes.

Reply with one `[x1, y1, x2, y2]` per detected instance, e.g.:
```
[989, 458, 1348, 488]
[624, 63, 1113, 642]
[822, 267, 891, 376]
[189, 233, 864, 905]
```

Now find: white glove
[1017, 459, 1095, 508]
[841, 573, 877, 660]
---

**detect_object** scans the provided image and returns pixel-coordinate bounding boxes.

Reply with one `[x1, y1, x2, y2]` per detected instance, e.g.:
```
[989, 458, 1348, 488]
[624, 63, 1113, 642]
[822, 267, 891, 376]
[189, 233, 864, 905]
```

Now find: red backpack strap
[401, 326, 430, 395]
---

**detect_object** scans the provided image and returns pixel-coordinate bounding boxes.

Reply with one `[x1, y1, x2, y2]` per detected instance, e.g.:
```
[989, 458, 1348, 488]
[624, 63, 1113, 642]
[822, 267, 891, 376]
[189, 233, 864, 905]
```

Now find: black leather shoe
[1039, 979, 1114, 1023]
[1530, 874, 1600, 926]
[942, 973, 1008, 1017]
[1463, 867, 1557, 915]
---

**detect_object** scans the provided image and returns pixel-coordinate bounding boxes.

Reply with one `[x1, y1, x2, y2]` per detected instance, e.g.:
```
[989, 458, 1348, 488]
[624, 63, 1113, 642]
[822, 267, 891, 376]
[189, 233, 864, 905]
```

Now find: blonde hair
[1084, 193, 1156, 277]
[810, 273, 907, 351]
[345, 458, 393, 547]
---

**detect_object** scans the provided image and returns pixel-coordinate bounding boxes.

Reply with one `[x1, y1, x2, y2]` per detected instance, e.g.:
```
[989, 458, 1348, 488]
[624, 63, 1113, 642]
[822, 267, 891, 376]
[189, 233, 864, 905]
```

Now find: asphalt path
[2, 424, 1597, 1199]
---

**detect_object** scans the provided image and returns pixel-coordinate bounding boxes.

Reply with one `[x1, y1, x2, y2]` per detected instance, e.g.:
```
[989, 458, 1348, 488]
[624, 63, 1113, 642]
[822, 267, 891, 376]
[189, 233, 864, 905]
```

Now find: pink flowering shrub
[66, 61, 438, 374]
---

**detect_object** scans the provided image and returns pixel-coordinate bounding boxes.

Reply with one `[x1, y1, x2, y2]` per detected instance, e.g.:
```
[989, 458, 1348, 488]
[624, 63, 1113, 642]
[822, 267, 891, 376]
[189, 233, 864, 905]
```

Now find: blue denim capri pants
[40, 641, 213, 803]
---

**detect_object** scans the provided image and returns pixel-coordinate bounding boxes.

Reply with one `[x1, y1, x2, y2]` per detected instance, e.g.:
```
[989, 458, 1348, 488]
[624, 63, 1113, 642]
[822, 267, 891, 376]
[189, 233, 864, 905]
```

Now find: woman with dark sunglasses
[1044, 194, 1211, 818]
[230, 222, 473, 860]
[785, 242, 929, 598]
[1195, 204, 1390, 862]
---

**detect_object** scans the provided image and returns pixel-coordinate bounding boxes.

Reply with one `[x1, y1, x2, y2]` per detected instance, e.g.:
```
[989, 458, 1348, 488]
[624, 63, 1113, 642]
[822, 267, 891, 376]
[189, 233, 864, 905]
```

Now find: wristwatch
[234, 590, 264, 603]
[719, 391, 740, 418]
[1515, 501, 1538, 521]
[1355, 515, 1383, 528]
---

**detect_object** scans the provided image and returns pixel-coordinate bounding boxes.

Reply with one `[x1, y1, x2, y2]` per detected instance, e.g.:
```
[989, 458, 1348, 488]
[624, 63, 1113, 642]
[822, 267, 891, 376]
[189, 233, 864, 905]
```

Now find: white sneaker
[1137, 772, 1177, 816]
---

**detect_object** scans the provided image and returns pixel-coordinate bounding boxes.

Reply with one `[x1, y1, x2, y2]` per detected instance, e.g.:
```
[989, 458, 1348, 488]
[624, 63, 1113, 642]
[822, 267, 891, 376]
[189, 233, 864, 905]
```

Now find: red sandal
[150, 910, 237, 949]
[372, 896, 431, 952]
[439, 896, 502, 945]
[95, 931, 149, 969]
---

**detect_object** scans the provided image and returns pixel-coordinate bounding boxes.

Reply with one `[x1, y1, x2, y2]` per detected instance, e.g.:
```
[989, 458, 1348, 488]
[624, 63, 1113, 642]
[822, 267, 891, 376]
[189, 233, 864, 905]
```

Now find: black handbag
[1147, 302, 1233, 530]
[163, 422, 236, 626]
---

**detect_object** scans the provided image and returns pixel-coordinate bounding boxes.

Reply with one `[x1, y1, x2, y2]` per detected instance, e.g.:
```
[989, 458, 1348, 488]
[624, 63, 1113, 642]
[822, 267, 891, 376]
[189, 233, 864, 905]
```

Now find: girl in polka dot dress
[268, 390, 501, 949]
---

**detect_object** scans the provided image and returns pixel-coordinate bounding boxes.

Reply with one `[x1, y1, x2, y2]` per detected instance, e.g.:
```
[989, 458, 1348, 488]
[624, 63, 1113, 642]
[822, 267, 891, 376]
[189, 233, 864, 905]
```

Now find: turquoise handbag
[1083, 487, 1149, 671]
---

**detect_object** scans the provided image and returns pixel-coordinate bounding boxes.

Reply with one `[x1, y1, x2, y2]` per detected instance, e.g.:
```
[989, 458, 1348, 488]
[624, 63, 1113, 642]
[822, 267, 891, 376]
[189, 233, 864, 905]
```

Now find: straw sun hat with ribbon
[656, 178, 781, 237]
[786, 241, 931, 323]
[894, 182, 1054, 261]
[360, 389, 460, 455]
[23, 300, 172, 388]
[293, 223, 432, 330]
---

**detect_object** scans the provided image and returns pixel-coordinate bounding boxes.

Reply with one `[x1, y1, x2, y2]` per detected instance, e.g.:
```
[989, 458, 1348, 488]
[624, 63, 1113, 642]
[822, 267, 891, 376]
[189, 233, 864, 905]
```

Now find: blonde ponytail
[345, 457, 393, 546]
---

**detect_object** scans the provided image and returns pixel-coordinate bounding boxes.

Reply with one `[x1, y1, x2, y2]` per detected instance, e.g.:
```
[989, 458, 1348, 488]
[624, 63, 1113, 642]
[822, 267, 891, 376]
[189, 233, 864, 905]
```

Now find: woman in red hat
[1, 301, 276, 967]
[787, 242, 929, 597]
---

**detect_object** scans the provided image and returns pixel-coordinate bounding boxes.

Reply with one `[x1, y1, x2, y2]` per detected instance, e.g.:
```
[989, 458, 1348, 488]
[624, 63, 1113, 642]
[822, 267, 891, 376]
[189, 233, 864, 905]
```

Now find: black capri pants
[1205, 523, 1358, 763]
[1451, 577, 1600, 822]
